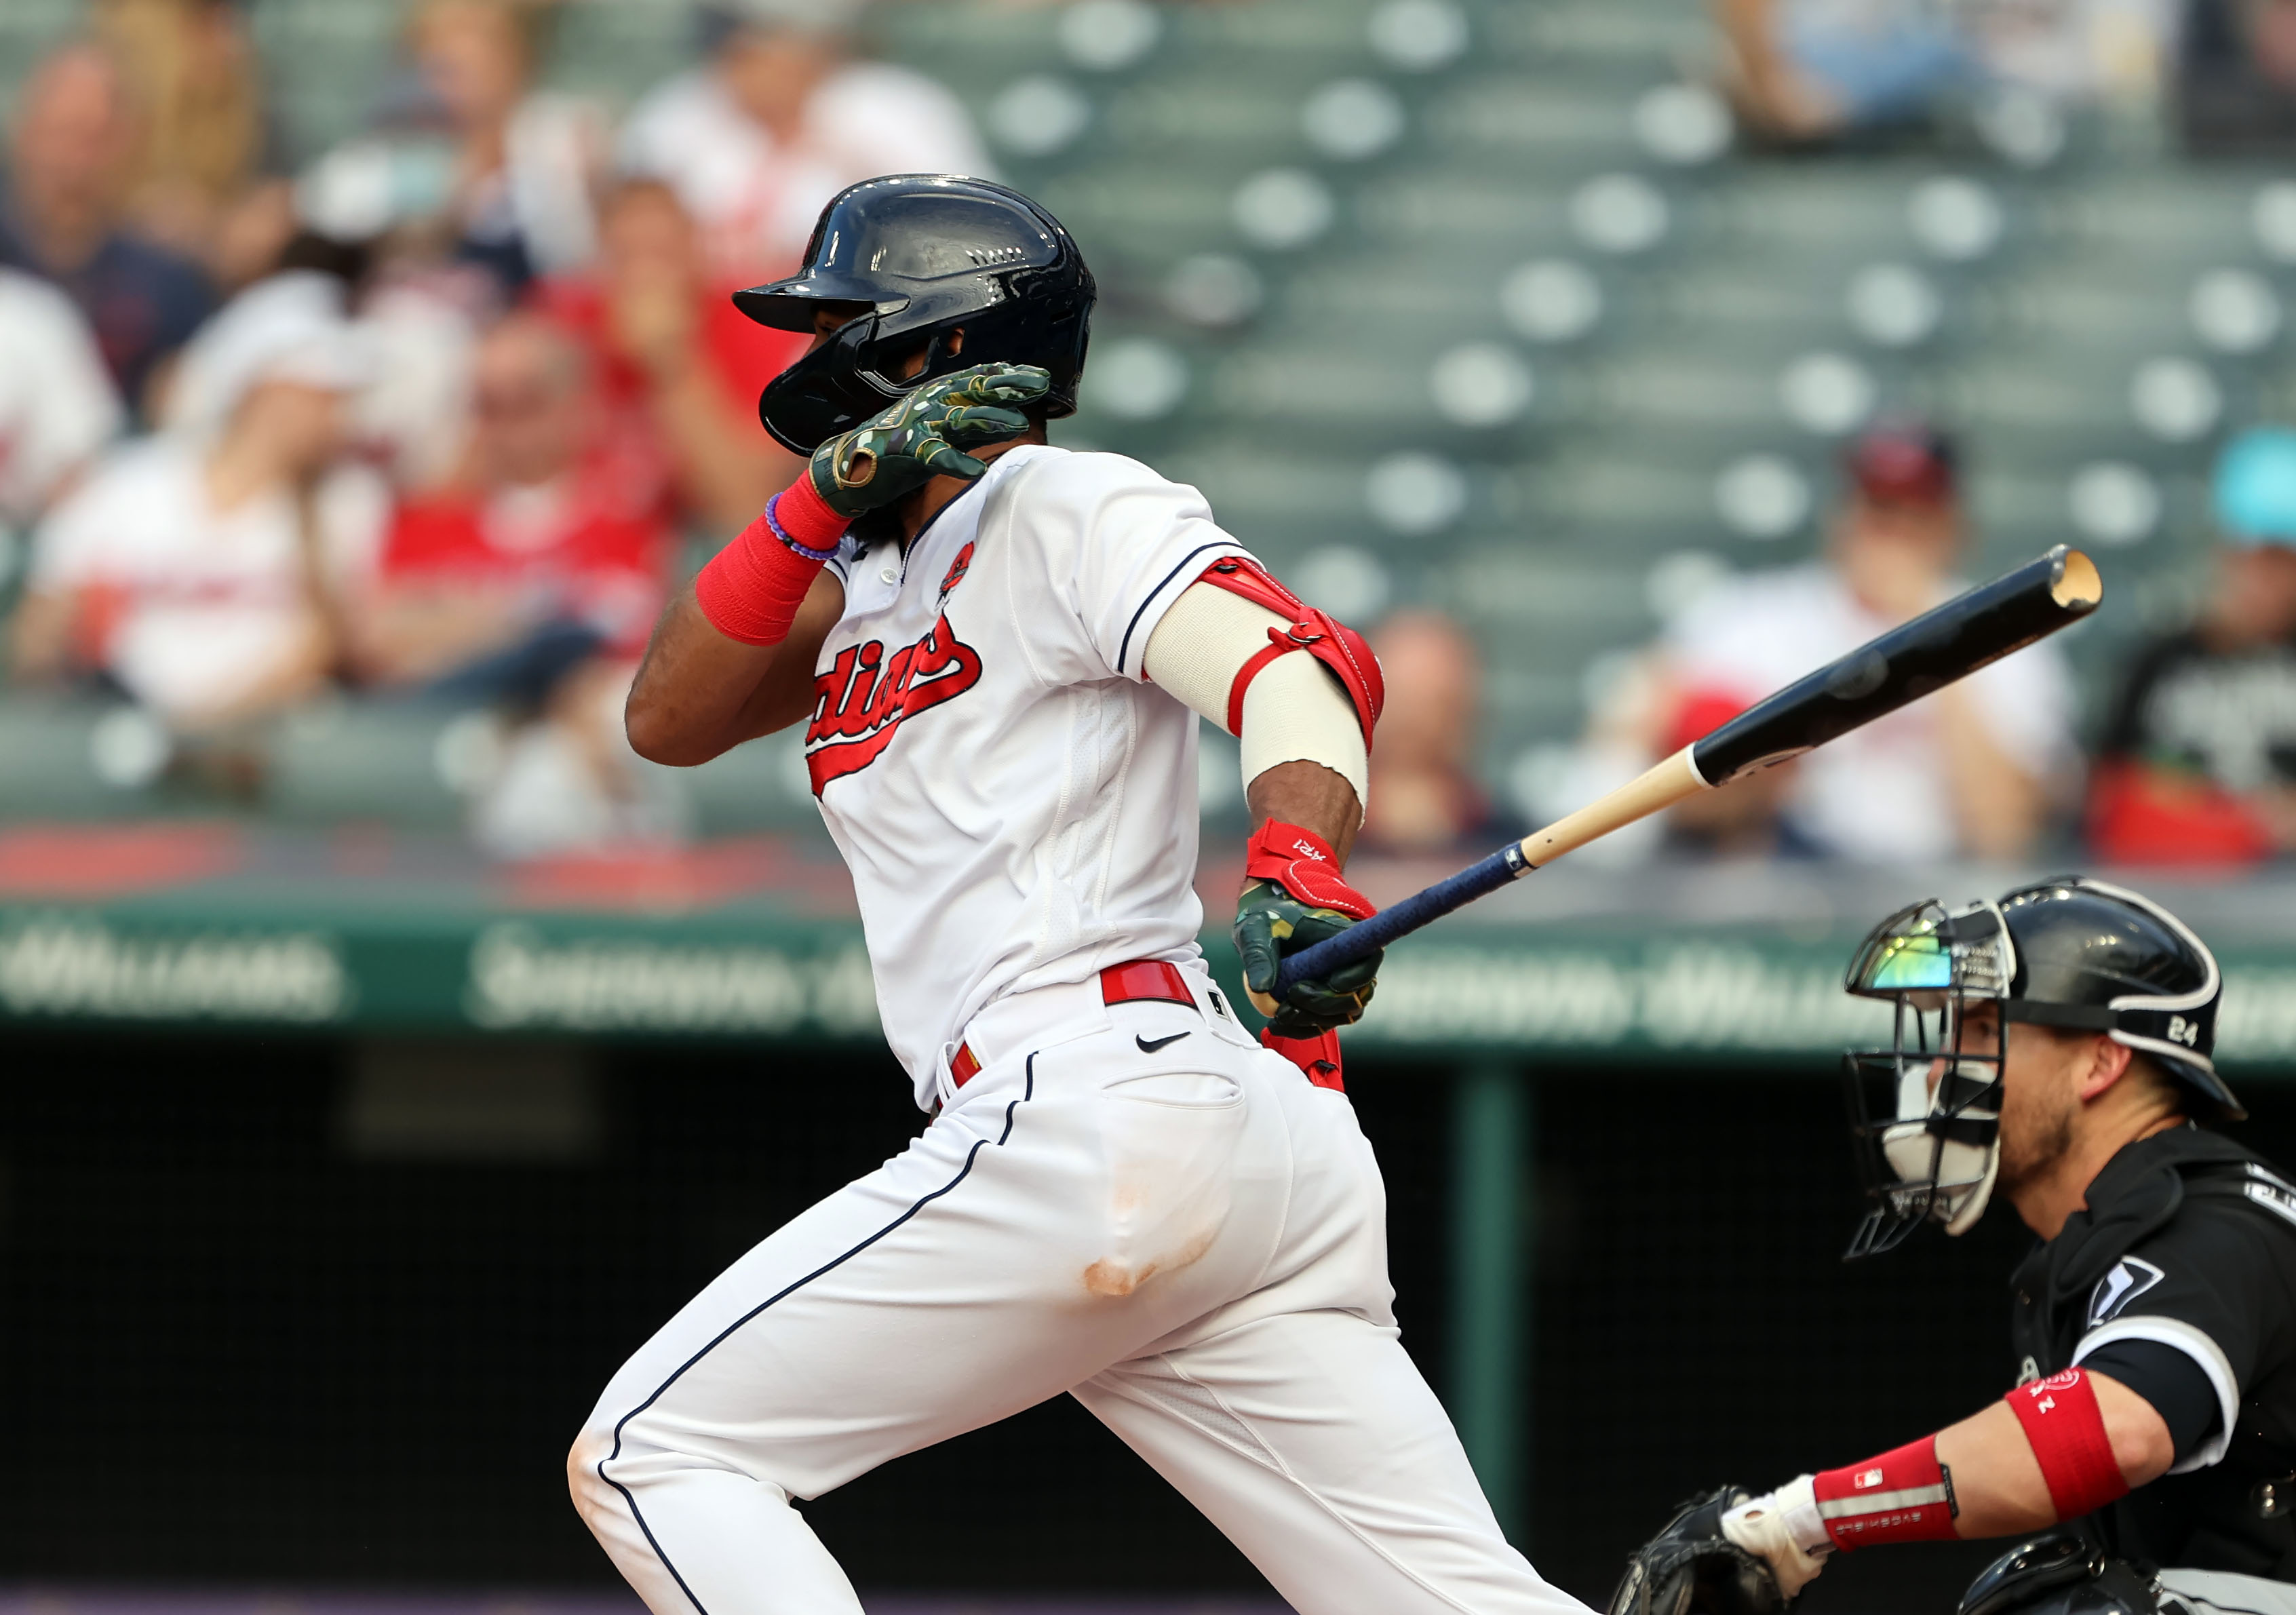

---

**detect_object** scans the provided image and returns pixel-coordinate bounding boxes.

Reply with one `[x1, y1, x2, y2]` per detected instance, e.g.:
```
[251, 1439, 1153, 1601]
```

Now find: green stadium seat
[0, 697, 160, 821]
[265, 702, 475, 830]
[684, 729, 832, 836]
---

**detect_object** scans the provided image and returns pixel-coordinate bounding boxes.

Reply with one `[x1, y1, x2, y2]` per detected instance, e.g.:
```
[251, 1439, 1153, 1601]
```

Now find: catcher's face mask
[1841, 898, 2014, 1259]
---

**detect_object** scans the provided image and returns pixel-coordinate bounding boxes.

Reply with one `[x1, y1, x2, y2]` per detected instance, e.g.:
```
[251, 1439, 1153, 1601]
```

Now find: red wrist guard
[2006, 1368, 2128, 1521]
[1260, 1027, 1345, 1092]
[1814, 1436, 1960, 1550]
[693, 480, 848, 647]
[1243, 820, 1374, 920]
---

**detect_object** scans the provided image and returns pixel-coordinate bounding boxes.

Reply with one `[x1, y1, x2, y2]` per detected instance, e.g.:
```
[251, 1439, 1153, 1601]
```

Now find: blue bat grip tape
[1270, 847, 1525, 996]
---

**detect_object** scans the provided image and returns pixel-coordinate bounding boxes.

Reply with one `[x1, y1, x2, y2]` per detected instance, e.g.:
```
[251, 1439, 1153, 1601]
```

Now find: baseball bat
[1272, 544, 2102, 994]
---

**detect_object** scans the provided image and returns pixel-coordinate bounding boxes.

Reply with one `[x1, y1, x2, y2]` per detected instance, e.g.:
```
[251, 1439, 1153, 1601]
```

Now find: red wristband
[770, 474, 849, 552]
[693, 484, 848, 647]
[1243, 820, 1374, 920]
[1260, 1026, 1345, 1091]
[1813, 1436, 1960, 1550]
[2005, 1368, 2128, 1521]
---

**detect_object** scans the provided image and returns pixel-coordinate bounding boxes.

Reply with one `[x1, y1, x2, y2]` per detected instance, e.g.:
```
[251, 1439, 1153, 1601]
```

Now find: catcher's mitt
[1609, 1487, 1793, 1615]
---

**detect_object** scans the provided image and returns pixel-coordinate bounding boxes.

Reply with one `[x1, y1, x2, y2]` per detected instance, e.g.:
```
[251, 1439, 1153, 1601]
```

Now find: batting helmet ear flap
[756, 317, 912, 454]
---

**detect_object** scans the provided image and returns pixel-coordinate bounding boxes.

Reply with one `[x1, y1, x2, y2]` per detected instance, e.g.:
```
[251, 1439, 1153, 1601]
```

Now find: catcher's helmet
[735, 174, 1096, 455]
[1996, 877, 2233, 1118]
[1840, 876, 2233, 1258]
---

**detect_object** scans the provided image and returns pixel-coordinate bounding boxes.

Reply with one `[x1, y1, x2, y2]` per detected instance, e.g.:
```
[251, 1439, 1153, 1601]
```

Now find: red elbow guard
[1813, 1437, 1960, 1549]
[1192, 556, 1384, 747]
[2005, 1368, 2130, 1521]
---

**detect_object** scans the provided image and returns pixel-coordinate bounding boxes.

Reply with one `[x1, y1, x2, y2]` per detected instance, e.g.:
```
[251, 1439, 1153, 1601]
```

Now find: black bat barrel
[1690, 545, 2101, 787]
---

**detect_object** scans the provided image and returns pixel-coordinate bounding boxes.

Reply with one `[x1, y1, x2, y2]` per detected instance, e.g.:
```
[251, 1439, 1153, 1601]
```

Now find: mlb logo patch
[1854, 1468, 1884, 1490]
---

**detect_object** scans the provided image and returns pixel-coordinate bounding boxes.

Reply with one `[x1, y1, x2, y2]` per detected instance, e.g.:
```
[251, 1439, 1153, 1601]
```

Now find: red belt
[950, 960, 1195, 1087]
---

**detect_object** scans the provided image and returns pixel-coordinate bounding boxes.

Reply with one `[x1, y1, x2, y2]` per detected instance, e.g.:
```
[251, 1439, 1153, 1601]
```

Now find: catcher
[1613, 878, 2296, 1615]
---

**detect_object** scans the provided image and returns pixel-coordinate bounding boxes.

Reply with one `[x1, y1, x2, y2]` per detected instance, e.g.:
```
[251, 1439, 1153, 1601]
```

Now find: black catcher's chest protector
[2008, 1127, 2296, 1578]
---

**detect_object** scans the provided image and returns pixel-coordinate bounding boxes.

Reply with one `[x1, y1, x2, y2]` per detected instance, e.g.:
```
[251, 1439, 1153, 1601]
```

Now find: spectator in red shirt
[529, 177, 804, 535]
[2089, 427, 2296, 864]
[353, 311, 670, 699]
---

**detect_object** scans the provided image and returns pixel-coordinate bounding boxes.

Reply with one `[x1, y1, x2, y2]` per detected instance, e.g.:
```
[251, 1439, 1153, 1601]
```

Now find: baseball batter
[567, 174, 1591, 1615]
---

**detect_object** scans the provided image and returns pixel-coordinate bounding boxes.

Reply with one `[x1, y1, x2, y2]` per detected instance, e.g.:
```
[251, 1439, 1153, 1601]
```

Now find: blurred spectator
[1717, 0, 1964, 140]
[2089, 427, 2296, 864]
[1589, 421, 2075, 863]
[2179, 0, 2296, 153]
[1357, 610, 1510, 857]
[11, 296, 383, 728]
[351, 314, 677, 855]
[1717, 0, 2170, 143]
[352, 313, 668, 695]
[619, 0, 992, 281]
[0, 43, 214, 417]
[92, 0, 271, 265]
[166, 258, 356, 440]
[1670, 422, 2074, 859]
[531, 178, 806, 534]
[404, 0, 604, 299]
[0, 266, 123, 536]
[298, 0, 602, 311]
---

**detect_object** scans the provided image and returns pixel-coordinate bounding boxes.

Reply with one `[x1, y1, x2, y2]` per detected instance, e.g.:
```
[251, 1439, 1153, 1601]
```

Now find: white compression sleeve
[1142, 580, 1369, 816]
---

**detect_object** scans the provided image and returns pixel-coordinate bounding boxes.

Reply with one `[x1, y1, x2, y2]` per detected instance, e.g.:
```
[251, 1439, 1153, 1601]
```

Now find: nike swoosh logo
[1135, 1032, 1192, 1053]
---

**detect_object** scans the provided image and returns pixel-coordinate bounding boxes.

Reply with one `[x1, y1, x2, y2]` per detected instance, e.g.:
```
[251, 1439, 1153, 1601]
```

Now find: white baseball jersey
[804, 444, 1247, 1105]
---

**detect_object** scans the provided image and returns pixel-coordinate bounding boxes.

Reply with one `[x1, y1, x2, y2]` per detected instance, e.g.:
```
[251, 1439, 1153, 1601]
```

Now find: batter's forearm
[1248, 761, 1361, 865]
[626, 576, 839, 764]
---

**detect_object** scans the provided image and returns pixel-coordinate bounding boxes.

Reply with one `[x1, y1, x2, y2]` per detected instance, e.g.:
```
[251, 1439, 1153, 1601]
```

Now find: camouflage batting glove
[1233, 880, 1382, 1038]
[1232, 820, 1381, 1038]
[808, 362, 1051, 519]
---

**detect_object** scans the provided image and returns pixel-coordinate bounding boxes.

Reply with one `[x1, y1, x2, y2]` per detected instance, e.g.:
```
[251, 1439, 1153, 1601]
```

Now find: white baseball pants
[570, 970, 1589, 1615]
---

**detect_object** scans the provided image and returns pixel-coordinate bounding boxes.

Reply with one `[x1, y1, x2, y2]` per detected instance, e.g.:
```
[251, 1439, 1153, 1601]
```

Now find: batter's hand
[809, 363, 1051, 518]
[1610, 1487, 1799, 1615]
[1234, 879, 1381, 1036]
[1231, 819, 1379, 1036]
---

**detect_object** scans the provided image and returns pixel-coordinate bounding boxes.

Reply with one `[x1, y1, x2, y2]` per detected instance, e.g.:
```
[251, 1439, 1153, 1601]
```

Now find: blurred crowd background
[4, 0, 2295, 870]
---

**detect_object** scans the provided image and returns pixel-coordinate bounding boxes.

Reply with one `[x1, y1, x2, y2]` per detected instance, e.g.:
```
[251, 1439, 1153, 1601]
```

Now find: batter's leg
[568, 1038, 1277, 1615]
[1074, 1308, 1595, 1615]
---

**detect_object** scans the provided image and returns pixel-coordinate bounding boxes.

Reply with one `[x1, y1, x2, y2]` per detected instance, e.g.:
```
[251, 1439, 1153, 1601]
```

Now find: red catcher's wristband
[2006, 1368, 2129, 1521]
[693, 485, 847, 648]
[1243, 820, 1374, 920]
[1814, 1437, 1960, 1549]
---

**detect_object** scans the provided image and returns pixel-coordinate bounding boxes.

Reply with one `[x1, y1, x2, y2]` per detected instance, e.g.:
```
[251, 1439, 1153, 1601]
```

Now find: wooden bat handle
[1269, 748, 1713, 994]
[1515, 746, 1707, 869]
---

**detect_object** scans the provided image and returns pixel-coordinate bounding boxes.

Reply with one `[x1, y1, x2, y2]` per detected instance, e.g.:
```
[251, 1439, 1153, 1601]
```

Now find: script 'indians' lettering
[804, 613, 984, 793]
